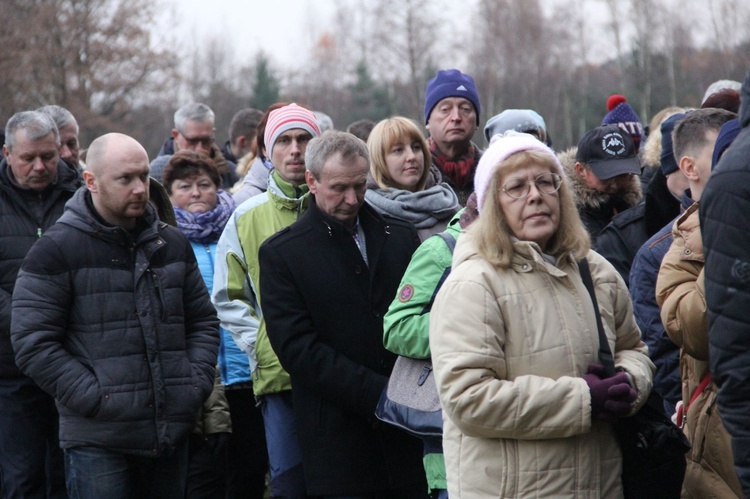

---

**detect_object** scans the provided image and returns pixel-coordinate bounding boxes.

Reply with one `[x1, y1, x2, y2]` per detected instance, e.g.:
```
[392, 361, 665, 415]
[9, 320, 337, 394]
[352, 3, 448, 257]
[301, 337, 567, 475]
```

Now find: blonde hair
[472, 149, 590, 267]
[367, 116, 431, 191]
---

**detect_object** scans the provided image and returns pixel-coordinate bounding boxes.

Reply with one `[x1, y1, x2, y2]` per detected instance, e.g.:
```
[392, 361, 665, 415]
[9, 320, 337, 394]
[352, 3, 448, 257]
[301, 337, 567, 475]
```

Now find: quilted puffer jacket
[11, 188, 220, 456]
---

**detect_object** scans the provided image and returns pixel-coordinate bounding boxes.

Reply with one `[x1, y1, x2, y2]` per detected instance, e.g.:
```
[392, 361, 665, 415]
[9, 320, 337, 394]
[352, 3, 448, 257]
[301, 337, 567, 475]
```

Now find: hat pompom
[607, 94, 627, 111]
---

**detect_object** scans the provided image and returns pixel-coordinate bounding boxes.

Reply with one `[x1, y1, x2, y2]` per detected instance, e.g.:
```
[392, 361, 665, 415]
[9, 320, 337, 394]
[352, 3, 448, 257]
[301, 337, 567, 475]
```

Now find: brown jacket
[656, 203, 742, 498]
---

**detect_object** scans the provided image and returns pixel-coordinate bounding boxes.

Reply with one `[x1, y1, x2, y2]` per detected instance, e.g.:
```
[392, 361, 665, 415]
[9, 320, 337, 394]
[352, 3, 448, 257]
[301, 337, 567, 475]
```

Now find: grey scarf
[364, 183, 460, 229]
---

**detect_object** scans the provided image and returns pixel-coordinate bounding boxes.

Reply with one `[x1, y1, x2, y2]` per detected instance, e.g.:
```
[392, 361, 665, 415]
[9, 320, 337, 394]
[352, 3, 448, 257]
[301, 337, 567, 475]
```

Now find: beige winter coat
[430, 232, 654, 498]
[656, 203, 742, 498]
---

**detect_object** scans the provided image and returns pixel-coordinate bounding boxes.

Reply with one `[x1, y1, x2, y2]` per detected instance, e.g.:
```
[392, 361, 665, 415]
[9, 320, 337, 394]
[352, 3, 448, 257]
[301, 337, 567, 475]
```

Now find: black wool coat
[259, 198, 425, 496]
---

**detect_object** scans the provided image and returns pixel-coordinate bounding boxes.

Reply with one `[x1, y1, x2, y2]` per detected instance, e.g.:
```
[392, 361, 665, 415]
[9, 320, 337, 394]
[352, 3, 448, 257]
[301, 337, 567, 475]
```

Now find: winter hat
[659, 113, 686, 175]
[577, 124, 640, 179]
[424, 69, 481, 125]
[702, 79, 742, 105]
[474, 131, 562, 213]
[314, 111, 334, 132]
[712, 118, 741, 170]
[264, 103, 321, 156]
[602, 95, 643, 151]
[483, 109, 547, 143]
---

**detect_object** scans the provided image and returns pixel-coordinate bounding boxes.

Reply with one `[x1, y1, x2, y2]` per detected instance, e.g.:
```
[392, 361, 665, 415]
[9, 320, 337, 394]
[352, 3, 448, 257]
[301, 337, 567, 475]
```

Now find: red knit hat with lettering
[601, 95, 643, 152]
[264, 103, 321, 155]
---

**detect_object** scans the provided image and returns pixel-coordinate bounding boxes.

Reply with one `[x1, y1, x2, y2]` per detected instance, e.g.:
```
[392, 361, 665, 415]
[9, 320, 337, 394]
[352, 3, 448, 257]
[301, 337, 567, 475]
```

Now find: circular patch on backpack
[398, 284, 415, 303]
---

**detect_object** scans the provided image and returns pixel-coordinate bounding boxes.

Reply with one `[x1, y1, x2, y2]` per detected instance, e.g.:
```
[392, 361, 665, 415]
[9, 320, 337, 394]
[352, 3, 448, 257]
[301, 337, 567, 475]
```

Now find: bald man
[11, 133, 220, 499]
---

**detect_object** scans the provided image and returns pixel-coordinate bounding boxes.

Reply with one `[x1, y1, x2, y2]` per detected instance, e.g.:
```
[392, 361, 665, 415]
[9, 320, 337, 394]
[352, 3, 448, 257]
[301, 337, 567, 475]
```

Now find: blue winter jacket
[191, 241, 251, 387]
[629, 191, 693, 416]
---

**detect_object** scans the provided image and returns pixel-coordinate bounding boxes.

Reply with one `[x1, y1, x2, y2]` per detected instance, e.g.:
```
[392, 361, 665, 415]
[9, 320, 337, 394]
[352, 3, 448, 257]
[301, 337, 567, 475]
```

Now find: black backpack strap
[578, 257, 616, 377]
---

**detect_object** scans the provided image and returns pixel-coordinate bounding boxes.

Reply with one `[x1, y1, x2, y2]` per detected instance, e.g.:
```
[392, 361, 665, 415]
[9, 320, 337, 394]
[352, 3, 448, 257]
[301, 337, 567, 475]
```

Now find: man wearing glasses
[150, 102, 239, 187]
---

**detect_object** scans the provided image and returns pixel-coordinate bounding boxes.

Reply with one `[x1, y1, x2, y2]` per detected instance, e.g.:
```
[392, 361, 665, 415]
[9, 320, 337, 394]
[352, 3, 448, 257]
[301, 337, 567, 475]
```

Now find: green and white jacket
[211, 171, 309, 396]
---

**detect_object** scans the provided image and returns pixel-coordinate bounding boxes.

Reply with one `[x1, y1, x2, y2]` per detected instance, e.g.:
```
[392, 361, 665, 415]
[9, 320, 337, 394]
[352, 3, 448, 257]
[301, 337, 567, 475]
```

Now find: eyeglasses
[502, 172, 562, 199]
[181, 135, 214, 148]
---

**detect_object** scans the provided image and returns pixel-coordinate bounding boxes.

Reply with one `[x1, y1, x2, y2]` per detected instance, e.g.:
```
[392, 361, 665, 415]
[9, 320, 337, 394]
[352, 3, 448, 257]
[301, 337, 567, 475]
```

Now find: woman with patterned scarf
[163, 151, 268, 498]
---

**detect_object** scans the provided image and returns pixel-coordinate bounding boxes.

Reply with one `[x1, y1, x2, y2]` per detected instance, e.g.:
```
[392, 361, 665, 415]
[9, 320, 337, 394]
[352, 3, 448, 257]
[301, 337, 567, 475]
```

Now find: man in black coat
[0, 110, 80, 499]
[259, 131, 426, 497]
[701, 69, 750, 497]
[11, 133, 219, 499]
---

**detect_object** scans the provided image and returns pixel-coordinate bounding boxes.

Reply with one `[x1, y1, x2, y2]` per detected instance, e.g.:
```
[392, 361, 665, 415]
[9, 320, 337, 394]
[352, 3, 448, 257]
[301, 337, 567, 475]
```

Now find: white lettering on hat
[601, 132, 626, 157]
[456, 85, 467, 91]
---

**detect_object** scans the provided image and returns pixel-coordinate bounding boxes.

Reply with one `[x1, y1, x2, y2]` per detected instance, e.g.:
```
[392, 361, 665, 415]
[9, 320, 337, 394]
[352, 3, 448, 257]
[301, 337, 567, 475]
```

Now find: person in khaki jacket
[656, 108, 741, 498]
[431, 133, 654, 498]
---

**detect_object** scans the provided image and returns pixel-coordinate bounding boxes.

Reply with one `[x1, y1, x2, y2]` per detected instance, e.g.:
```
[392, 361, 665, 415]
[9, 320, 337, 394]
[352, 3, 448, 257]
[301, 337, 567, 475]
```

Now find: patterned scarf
[428, 138, 477, 190]
[174, 190, 235, 244]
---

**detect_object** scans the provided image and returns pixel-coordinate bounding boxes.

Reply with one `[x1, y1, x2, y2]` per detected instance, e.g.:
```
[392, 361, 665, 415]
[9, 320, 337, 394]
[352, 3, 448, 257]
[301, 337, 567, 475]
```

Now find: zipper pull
[37, 227, 42, 238]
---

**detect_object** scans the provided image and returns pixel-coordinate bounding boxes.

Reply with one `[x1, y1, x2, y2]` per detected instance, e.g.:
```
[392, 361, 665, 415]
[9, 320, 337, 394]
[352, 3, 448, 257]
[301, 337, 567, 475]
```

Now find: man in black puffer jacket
[11, 132, 219, 499]
[0, 110, 81, 499]
[701, 69, 750, 497]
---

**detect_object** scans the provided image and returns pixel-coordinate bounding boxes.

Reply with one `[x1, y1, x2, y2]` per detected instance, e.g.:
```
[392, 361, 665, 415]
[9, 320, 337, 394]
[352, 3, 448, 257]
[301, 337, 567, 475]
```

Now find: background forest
[1, 0, 748, 156]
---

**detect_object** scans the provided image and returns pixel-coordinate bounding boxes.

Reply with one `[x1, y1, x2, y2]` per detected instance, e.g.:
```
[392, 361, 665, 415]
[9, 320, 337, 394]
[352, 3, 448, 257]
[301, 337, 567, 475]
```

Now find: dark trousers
[186, 432, 230, 498]
[64, 442, 188, 499]
[225, 387, 269, 498]
[0, 377, 66, 499]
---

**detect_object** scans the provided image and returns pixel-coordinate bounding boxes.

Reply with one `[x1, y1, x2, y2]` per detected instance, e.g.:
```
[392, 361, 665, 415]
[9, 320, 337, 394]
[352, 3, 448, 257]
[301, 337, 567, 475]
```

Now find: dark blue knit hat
[424, 69, 480, 125]
[712, 118, 741, 169]
[660, 113, 686, 175]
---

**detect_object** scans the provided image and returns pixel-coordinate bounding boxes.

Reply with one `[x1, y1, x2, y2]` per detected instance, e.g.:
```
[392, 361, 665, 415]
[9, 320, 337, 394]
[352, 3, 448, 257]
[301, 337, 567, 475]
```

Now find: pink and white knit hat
[264, 103, 321, 155]
[474, 131, 563, 213]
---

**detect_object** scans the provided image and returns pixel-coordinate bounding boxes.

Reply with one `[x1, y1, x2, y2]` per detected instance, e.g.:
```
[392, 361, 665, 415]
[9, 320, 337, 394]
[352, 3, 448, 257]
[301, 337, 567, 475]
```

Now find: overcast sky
[163, 0, 339, 67]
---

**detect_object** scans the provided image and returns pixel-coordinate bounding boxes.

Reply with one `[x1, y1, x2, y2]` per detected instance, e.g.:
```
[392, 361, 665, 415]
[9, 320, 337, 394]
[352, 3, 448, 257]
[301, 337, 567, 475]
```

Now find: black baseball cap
[576, 124, 640, 180]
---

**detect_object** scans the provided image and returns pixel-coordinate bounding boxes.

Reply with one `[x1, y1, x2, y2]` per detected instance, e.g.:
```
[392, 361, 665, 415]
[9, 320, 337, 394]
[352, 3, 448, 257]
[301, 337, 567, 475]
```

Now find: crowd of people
[1, 66, 750, 499]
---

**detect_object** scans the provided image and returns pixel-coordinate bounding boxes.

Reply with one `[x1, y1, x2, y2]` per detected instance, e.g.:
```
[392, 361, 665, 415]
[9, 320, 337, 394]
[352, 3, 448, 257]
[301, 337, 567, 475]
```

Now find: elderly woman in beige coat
[430, 132, 654, 498]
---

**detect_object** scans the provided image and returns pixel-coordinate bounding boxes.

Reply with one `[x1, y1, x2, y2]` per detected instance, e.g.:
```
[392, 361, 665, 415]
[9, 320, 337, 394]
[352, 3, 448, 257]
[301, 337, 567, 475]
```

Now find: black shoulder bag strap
[577, 258, 616, 378]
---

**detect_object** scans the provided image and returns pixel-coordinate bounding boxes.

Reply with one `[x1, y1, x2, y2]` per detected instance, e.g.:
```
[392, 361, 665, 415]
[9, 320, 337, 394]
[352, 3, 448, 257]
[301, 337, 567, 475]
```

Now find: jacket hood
[59, 186, 161, 243]
[559, 146, 641, 210]
[639, 128, 663, 170]
[741, 71, 750, 128]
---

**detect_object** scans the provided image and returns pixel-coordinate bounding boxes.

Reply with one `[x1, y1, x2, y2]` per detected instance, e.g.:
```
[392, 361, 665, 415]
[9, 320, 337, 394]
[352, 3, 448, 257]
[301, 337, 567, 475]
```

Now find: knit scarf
[364, 183, 459, 229]
[428, 138, 477, 189]
[174, 190, 235, 244]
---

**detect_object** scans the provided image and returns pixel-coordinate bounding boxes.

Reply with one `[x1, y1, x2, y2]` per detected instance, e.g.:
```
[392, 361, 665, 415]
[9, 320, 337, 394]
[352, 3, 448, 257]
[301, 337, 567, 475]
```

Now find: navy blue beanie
[424, 69, 480, 125]
[660, 113, 686, 175]
[712, 118, 741, 169]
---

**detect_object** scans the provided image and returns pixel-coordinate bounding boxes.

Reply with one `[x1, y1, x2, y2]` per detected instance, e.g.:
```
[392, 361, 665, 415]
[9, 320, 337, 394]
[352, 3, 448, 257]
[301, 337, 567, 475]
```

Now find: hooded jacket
[0, 159, 81, 379]
[558, 147, 642, 248]
[656, 203, 742, 497]
[701, 70, 750, 496]
[11, 188, 220, 456]
[430, 230, 654, 498]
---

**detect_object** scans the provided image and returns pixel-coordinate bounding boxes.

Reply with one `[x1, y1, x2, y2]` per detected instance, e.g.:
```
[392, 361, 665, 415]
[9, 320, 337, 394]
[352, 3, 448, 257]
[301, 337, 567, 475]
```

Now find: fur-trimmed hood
[558, 146, 642, 211]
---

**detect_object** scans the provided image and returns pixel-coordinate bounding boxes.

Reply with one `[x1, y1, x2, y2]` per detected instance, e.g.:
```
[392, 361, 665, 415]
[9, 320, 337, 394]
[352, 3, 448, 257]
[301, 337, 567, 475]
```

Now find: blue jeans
[260, 391, 308, 498]
[64, 443, 188, 499]
[0, 377, 66, 499]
